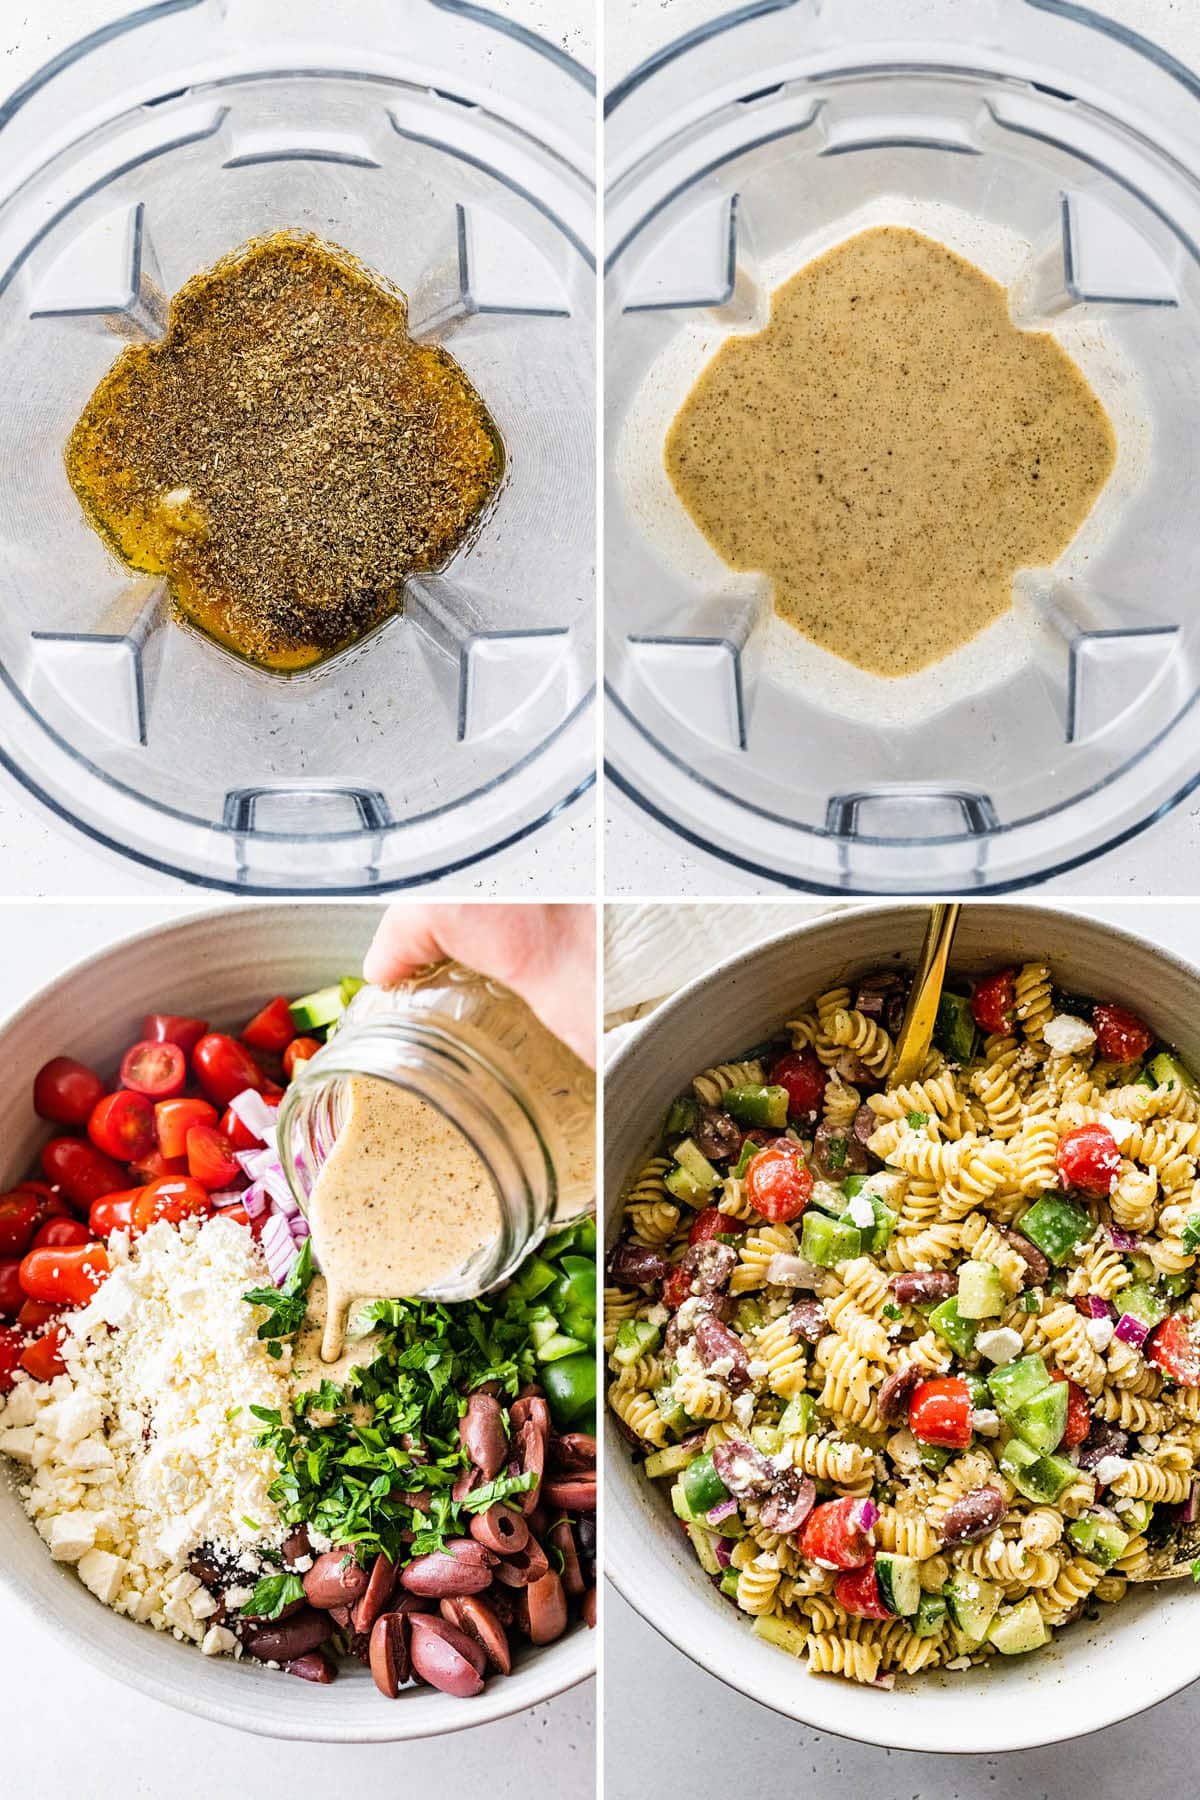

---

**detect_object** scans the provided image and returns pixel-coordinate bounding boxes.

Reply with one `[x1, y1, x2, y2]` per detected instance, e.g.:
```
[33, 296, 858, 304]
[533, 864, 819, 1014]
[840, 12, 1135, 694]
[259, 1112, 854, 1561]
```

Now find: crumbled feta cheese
[887, 1427, 922, 1471]
[706, 1355, 735, 1379]
[971, 1408, 1001, 1436]
[746, 1359, 769, 1381]
[189, 1588, 219, 1621]
[0, 1382, 42, 1430]
[288, 1553, 314, 1574]
[1043, 1014, 1097, 1057]
[45, 1511, 97, 1563]
[224, 1585, 255, 1609]
[732, 1392, 755, 1429]
[0, 1426, 36, 1466]
[975, 1326, 1023, 1365]
[1094, 1455, 1128, 1486]
[201, 1625, 239, 1657]
[78, 1548, 127, 1605]
[642, 1303, 668, 1327]
[1085, 1316, 1115, 1352]
[846, 1194, 876, 1230]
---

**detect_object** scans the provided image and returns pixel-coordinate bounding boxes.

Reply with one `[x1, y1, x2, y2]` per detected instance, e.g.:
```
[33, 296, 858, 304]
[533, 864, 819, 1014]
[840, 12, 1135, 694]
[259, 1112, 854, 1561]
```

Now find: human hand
[363, 903, 596, 1067]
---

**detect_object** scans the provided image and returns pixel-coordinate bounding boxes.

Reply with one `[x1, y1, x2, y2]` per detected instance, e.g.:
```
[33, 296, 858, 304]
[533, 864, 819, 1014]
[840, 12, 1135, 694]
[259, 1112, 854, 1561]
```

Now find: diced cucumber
[964, 1372, 991, 1410]
[1019, 1196, 1093, 1264]
[653, 1383, 687, 1435]
[999, 1440, 1077, 1504]
[665, 1096, 699, 1136]
[987, 1354, 1052, 1414]
[1067, 1515, 1130, 1569]
[1113, 1497, 1154, 1533]
[732, 1138, 758, 1179]
[801, 1211, 861, 1266]
[945, 1574, 1002, 1644]
[928, 1295, 978, 1357]
[779, 1394, 819, 1437]
[289, 984, 348, 1031]
[1149, 1051, 1197, 1095]
[719, 1568, 741, 1597]
[537, 1332, 589, 1363]
[935, 991, 977, 1063]
[840, 1193, 896, 1255]
[1008, 1381, 1069, 1455]
[733, 1298, 764, 1334]
[874, 1553, 921, 1617]
[673, 1138, 722, 1193]
[918, 1442, 953, 1474]
[911, 1592, 947, 1639]
[808, 1181, 848, 1219]
[957, 1260, 1006, 1320]
[752, 1612, 809, 1656]
[988, 1595, 1049, 1655]
[750, 1425, 783, 1457]
[681, 1453, 729, 1517]
[611, 1318, 662, 1367]
[1120, 1280, 1170, 1329]
[684, 1522, 722, 1576]
[724, 1084, 789, 1130]
[842, 1174, 869, 1198]
[1163, 1269, 1194, 1299]
[643, 1444, 691, 1480]
[339, 975, 365, 1007]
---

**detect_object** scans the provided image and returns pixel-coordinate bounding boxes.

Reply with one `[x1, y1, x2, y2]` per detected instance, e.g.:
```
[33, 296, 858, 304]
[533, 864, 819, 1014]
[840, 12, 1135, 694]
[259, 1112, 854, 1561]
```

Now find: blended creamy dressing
[665, 225, 1117, 676]
[307, 1075, 501, 1363]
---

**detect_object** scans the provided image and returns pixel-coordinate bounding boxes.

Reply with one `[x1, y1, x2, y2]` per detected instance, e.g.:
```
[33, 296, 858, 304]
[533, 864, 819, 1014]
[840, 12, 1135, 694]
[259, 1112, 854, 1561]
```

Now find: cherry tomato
[128, 1148, 189, 1184]
[768, 1049, 828, 1122]
[186, 1125, 241, 1191]
[120, 1039, 186, 1099]
[16, 1182, 75, 1224]
[155, 1097, 218, 1160]
[1056, 1123, 1121, 1199]
[835, 1561, 892, 1620]
[220, 1104, 260, 1152]
[971, 970, 1017, 1035]
[909, 1376, 974, 1449]
[1093, 1004, 1155, 1065]
[39, 1138, 126, 1209]
[33, 1056, 106, 1127]
[87, 1089, 156, 1162]
[242, 996, 296, 1053]
[0, 1192, 39, 1257]
[193, 1033, 265, 1107]
[1148, 1315, 1200, 1387]
[143, 1013, 208, 1059]
[688, 1207, 727, 1247]
[20, 1324, 68, 1383]
[0, 1259, 23, 1319]
[222, 1203, 251, 1229]
[260, 1082, 285, 1104]
[88, 1190, 143, 1238]
[799, 1496, 876, 1570]
[132, 1177, 212, 1231]
[16, 1298, 60, 1330]
[661, 1264, 693, 1311]
[31, 1218, 93, 1251]
[745, 1142, 813, 1223]
[1049, 1370, 1091, 1448]
[0, 1326, 23, 1393]
[19, 1243, 109, 1306]
[283, 1037, 321, 1080]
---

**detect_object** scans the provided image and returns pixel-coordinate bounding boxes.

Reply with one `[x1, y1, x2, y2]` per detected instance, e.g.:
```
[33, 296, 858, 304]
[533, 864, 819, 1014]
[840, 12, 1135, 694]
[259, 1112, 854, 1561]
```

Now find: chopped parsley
[881, 1302, 902, 1322]
[907, 1111, 929, 1130]
[1181, 1215, 1200, 1255]
[825, 1135, 847, 1171]
[1191, 1558, 1200, 1584]
[240, 1572, 305, 1619]
[244, 1239, 315, 1344]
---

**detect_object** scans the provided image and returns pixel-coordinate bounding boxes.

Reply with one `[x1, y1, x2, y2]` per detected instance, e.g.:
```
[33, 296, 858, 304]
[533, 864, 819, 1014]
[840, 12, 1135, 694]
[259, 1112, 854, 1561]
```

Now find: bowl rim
[604, 898, 1200, 1753]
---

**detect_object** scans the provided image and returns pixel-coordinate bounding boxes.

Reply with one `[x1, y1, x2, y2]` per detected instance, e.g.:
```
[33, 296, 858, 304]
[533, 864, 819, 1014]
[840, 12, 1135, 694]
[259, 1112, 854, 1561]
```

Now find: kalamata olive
[281, 1524, 312, 1565]
[877, 1364, 926, 1425]
[787, 1300, 829, 1344]
[460, 1391, 509, 1479]
[413, 1612, 488, 1677]
[246, 1608, 332, 1663]
[517, 1420, 546, 1514]
[547, 1518, 585, 1598]
[758, 1470, 815, 1535]
[452, 1466, 484, 1503]
[712, 1438, 774, 1498]
[576, 1514, 596, 1562]
[287, 1649, 336, 1684]
[541, 1474, 597, 1512]
[303, 1548, 369, 1610]
[492, 1537, 550, 1588]
[526, 1568, 568, 1646]
[833, 1049, 876, 1088]
[1078, 1425, 1129, 1471]
[694, 1314, 750, 1390]
[853, 970, 907, 1024]
[940, 1485, 1008, 1547]
[351, 1552, 396, 1635]
[852, 1104, 878, 1147]
[607, 1243, 669, 1288]
[409, 1615, 485, 1697]
[549, 1433, 596, 1472]
[582, 1586, 597, 1629]
[441, 1594, 512, 1675]
[369, 1611, 411, 1697]
[487, 1587, 516, 1627]
[680, 1240, 737, 1294]
[999, 1226, 1051, 1288]
[400, 1539, 495, 1598]
[469, 1503, 529, 1554]
[693, 1108, 743, 1163]
[510, 1393, 551, 1438]
[328, 1603, 353, 1630]
[187, 1553, 223, 1590]
[890, 1270, 957, 1306]
[812, 1121, 868, 1178]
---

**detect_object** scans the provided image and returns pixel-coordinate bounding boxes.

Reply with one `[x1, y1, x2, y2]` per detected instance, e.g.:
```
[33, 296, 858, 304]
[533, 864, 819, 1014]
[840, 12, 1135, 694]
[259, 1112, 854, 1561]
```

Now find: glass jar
[276, 963, 595, 1301]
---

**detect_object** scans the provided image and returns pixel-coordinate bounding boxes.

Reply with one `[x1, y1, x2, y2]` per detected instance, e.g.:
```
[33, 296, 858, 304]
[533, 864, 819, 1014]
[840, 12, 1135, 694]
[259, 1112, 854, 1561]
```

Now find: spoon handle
[890, 904, 962, 1085]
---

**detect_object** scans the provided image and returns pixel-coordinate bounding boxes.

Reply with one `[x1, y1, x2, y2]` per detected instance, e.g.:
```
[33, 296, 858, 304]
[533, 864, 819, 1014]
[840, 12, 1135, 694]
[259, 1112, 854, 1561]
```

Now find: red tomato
[16, 1298, 60, 1330]
[220, 1104, 260, 1152]
[688, 1207, 727, 1247]
[1148, 1315, 1200, 1387]
[88, 1190, 143, 1238]
[143, 1012, 209, 1058]
[20, 1325, 68, 1383]
[193, 1033, 265, 1107]
[17, 1183, 75, 1224]
[909, 1376, 974, 1449]
[971, 970, 1017, 1034]
[745, 1142, 813, 1223]
[32, 1218, 93, 1251]
[132, 1177, 212, 1231]
[87, 1089, 156, 1162]
[120, 1039, 186, 1099]
[835, 1561, 892, 1620]
[768, 1049, 828, 1122]
[661, 1264, 693, 1311]
[0, 1192, 39, 1257]
[799, 1496, 875, 1570]
[155, 1097, 218, 1159]
[19, 1244, 109, 1306]
[222, 1204, 251, 1229]
[283, 1037, 321, 1080]
[1048, 1371, 1091, 1449]
[0, 1326, 23, 1393]
[242, 996, 296, 1053]
[260, 1082, 285, 1104]
[1092, 1004, 1154, 1065]
[40, 1138, 126, 1209]
[32, 1056, 105, 1127]
[0, 1259, 23, 1319]
[1056, 1123, 1121, 1199]
[127, 1148, 189, 1184]
[186, 1125, 240, 1191]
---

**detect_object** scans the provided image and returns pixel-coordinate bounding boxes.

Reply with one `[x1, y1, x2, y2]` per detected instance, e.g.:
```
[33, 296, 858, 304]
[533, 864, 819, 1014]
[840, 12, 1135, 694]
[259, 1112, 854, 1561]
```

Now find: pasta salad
[606, 961, 1200, 1687]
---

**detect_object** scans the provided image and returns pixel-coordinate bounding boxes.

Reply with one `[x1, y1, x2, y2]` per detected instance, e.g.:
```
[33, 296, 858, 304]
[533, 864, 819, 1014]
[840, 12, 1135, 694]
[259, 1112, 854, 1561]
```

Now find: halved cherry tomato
[972, 970, 1017, 1034]
[260, 1082, 285, 1104]
[32, 1218, 93, 1251]
[193, 1033, 265, 1107]
[33, 1056, 106, 1127]
[20, 1324, 68, 1383]
[16, 1298, 60, 1330]
[19, 1244, 109, 1306]
[688, 1207, 727, 1247]
[131, 1177, 211, 1231]
[220, 1104, 260, 1152]
[155, 1097, 218, 1160]
[120, 1039, 186, 1099]
[127, 1148, 189, 1184]
[0, 1259, 23, 1319]
[909, 1376, 973, 1449]
[1093, 1004, 1155, 1065]
[221, 1204, 251, 1229]
[0, 1192, 39, 1257]
[745, 1142, 813, 1223]
[88, 1190, 143, 1238]
[283, 1037, 321, 1080]
[186, 1125, 240, 1191]
[0, 1326, 24, 1393]
[1049, 1370, 1091, 1448]
[1056, 1123, 1121, 1199]
[242, 996, 296, 1053]
[835, 1560, 892, 1620]
[1148, 1315, 1200, 1387]
[661, 1264, 693, 1311]
[39, 1139, 126, 1209]
[15, 1182, 75, 1225]
[143, 1012, 209, 1058]
[768, 1049, 828, 1122]
[799, 1496, 875, 1570]
[87, 1089, 156, 1162]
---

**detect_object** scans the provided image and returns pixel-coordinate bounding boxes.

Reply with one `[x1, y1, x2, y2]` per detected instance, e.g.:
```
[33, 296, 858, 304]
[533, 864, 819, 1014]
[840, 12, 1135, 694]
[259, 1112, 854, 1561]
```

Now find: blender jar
[0, 0, 595, 890]
[606, 0, 1200, 892]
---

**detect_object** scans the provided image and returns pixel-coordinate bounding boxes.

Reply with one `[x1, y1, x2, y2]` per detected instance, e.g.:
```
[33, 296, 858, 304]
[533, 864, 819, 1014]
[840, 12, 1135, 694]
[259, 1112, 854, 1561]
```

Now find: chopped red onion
[1114, 1312, 1150, 1349]
[241, 1181, 269, 1221]
[1107, 1227, 1140, 1252]
[288, 1214, 311, 1241]
[714, 1536, 732, 1570]
[258, 1160, 299, 1213]
[236, 1147, 275, 1180]
[766, 1253, 820, 1288]
[873, 1672, 896, 1690]
[1183, 1479, 1200, 1526]
[853, 1498, 878, 1533]
[208, 1188, 246, 1209]
[228, 1088, 279, 1143]
[1081, 1295, 1116, 1320]
[706, 1498, 738, 1525]
[261, 1212, 298, 1284]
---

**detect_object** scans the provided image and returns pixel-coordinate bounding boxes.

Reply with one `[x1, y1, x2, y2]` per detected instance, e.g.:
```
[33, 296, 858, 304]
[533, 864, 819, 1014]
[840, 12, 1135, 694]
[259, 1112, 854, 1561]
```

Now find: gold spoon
[889, 904, 962, 1085]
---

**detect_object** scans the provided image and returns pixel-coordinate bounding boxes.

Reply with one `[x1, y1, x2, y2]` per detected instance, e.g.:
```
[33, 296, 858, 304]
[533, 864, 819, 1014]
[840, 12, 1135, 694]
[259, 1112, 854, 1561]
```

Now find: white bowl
[605, 901, 1199, 1753]
[0, 903, 594, 1741]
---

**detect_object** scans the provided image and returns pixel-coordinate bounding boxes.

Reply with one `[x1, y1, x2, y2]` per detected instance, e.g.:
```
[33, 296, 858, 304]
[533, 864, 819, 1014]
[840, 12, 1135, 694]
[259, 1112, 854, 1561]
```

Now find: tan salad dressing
[307, 1075, 501, 1363]
[665, 225, 1117, 676]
